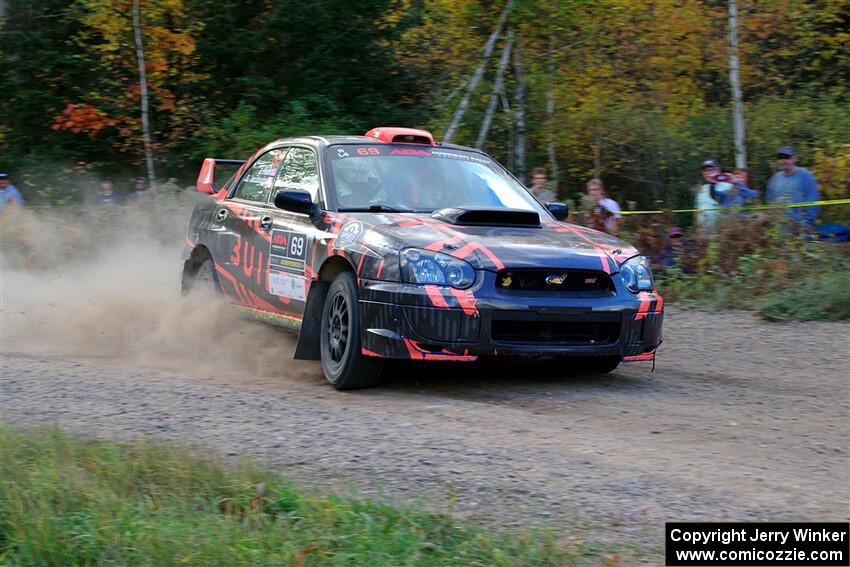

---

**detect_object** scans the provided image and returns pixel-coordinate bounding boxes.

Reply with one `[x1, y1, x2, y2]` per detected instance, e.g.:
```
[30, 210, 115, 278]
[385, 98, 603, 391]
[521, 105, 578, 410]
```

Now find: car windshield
[326, 144, 548, 215]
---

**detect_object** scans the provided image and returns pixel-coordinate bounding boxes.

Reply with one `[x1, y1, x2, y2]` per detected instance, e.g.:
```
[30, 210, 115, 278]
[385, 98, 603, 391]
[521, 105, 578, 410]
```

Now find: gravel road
[3, 304, 848, 561]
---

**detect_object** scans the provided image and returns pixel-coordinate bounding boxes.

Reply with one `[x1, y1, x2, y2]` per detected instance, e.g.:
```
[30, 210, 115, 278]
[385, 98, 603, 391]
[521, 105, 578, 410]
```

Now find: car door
[213, 148, 287, 310]
[260, 146, 323, 321]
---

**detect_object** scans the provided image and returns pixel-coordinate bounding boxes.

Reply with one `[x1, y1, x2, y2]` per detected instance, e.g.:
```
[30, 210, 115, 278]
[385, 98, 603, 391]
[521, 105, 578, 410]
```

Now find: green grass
[755, 271, 850, 322]
[0, 426, 605, 566]
[654, 225, 850, 322]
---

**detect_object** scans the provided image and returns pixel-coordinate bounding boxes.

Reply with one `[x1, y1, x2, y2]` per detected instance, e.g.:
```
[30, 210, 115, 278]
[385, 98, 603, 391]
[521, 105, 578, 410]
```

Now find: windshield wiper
[337, 205, 416, 213]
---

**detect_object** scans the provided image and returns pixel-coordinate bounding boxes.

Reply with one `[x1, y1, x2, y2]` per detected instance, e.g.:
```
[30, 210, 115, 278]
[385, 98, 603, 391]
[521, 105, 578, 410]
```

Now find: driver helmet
[335, 158, 382, 204]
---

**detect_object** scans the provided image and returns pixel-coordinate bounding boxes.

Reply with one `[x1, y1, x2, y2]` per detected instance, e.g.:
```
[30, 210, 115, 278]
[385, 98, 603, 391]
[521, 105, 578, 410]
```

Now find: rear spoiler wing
[196, 158, 246, 194]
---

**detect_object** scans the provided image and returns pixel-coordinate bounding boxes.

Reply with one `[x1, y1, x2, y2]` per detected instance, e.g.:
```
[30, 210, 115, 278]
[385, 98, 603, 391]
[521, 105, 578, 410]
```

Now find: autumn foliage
[51, 103, 118, 136]
[1, 0, 848, 212]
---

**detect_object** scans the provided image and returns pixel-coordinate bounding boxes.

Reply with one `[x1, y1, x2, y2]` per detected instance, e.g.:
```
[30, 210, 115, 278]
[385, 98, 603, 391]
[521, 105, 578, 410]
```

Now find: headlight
[400, 248, 476, 289]
[619, 255, 654, 293]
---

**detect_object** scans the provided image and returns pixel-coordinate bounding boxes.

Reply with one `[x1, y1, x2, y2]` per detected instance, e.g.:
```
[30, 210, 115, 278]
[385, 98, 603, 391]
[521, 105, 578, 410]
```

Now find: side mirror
[547, 202, 569, 221]
[274, 189, 314, 214]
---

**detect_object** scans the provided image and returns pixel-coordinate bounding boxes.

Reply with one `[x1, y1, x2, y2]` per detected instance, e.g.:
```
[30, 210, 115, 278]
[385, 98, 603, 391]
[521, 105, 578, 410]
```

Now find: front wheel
[320, 272, 384, 390]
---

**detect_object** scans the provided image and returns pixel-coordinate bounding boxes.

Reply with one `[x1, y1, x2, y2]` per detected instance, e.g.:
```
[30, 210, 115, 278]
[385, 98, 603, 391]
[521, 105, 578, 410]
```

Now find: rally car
[182, 127, 663, 389]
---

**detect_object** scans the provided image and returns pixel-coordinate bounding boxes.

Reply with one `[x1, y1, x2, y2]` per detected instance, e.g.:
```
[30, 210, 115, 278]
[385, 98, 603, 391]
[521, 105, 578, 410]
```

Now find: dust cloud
[1, 191, 315, 380]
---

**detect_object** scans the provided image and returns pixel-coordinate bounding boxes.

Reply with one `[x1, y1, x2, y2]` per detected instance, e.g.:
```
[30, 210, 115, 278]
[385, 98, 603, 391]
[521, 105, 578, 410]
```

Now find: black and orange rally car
[182, 127, 663, 389]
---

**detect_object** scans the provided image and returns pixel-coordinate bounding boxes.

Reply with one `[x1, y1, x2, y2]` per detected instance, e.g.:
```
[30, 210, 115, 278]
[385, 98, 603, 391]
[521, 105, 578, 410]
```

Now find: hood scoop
[431, 207, 541, 227]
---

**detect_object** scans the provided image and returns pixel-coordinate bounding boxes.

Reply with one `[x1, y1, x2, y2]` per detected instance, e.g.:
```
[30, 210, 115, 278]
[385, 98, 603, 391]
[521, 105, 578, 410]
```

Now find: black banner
[666, 522, 849, 566]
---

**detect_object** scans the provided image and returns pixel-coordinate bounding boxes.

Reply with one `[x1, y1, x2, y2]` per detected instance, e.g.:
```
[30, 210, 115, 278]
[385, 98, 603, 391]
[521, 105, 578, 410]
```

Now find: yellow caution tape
[617, 198, 850, 215]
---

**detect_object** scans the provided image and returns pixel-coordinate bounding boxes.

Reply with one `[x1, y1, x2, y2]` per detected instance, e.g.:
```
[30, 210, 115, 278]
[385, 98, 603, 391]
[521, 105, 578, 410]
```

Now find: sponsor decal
[333, 221, 363, 249]
[430, 149, 492, 165]
[269, 271, 306, 301]
[336, 148, 349, 158]
[268, 228, 307, 275]
[390, 148, 430, 156]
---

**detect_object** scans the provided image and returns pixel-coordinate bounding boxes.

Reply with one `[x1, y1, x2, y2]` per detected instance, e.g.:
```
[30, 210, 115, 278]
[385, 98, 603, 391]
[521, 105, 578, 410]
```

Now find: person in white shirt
[586, 178, 622, 234]
[694, 159, 735, 232]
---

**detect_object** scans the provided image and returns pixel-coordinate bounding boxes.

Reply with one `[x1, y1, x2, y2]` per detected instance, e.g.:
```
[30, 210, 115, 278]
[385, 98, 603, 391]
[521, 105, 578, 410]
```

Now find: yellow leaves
[811, 145, 850, 202]
[67, 0, 206, 155]
[77, 0, 202, 82]
[169, 33, 197, 56]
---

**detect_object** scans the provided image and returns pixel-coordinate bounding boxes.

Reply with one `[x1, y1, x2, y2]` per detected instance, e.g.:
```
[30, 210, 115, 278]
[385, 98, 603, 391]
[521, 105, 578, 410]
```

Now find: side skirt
[234, 305, 302, 331]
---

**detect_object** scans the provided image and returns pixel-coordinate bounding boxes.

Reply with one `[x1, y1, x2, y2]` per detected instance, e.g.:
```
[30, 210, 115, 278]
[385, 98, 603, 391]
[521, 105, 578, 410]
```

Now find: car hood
[327, 211, 638, 273]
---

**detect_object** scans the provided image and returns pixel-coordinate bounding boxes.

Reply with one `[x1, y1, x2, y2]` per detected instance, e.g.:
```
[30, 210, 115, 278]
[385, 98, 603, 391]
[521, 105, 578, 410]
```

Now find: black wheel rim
[327, 292, 350, 364]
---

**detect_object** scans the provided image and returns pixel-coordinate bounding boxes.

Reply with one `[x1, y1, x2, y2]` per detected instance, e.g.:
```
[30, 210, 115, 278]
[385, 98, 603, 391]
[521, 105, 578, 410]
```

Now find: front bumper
[357, 272, 663, 361]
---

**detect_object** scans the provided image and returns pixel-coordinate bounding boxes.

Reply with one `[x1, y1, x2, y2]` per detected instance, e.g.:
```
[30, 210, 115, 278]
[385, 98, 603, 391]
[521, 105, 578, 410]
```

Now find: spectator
[727, 168, 760, 208]
[766, 146, 820, 227]
[586, 178, 622, 234]
[694, 159, 735, 232]
[127, 176, 148, 203]
[635, 223, 667, 271]
[660, 226, 685, 269]
[528, 167, 556, 202]
[0, 173, 24, 210]
[95, 177, 120, 205]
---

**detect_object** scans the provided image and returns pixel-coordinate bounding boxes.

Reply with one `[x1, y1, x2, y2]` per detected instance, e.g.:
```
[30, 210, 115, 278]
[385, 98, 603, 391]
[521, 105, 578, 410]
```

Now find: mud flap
[294, 281, 329, 360]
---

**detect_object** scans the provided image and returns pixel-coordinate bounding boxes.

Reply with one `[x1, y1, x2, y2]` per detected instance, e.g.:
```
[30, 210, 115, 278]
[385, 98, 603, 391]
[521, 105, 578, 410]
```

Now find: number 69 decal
[289, 235, 305, 258]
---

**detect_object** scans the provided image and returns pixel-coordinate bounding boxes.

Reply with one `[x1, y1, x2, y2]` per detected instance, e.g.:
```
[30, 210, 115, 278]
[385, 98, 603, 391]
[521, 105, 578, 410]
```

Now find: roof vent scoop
[365, 127, 435, 146]
[431, 207, 541, 227]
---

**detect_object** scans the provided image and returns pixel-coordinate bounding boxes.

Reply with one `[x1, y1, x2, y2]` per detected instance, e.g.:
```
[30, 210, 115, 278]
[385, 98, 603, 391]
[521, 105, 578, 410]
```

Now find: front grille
[495, 269, 612, 293]
[492, 319, 620, 345]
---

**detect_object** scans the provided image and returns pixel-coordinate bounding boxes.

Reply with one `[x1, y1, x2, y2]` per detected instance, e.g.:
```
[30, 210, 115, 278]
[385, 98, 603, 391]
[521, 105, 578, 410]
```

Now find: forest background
[1, 0, 849, 222]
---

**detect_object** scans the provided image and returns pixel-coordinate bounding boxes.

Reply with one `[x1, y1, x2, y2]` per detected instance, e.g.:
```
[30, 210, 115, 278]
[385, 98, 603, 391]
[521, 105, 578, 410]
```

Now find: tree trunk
[133, 0, 157, 189]
[728, 0, 746, 169]
[443, 0, 512, 143]
[512, 34, 526, 183]
[476, 31, 513, 149]
[546, 45, 559, 189]
[593, 133, 602, 178]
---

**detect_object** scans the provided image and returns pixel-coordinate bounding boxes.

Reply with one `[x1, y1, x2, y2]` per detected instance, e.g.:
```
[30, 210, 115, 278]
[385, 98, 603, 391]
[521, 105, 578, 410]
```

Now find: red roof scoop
[365, 127, 435, 146]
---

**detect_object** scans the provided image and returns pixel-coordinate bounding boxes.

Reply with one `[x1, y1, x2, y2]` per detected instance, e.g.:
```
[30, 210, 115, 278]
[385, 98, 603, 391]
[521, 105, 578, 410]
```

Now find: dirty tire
[320, 272, 384, 390]
[185, 257, 220, 295]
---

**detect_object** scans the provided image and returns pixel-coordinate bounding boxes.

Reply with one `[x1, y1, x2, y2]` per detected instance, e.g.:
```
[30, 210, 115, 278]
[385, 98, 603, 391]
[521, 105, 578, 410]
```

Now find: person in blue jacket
[766, 146, 820, 226]
[727, 168, 760, 208]
[0, 173, 24, 210]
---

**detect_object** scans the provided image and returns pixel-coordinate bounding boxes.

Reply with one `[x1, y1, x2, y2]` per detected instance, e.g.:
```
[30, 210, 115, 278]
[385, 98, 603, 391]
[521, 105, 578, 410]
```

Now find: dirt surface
[1, 204, 848, 562]
[3, 307, 849, 560]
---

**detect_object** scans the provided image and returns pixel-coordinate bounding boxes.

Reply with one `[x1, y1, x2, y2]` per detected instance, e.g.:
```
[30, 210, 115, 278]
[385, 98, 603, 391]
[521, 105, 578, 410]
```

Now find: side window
[233, 149, 287, 202]
[273, 148, 320, 201]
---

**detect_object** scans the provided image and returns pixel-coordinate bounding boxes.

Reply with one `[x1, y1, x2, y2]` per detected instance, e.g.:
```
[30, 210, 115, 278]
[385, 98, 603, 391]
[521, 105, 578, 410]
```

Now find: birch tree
[132, 0, 156, 189]
[443, 0, 512, 143]
[512, 35, 527, 183]
[476, 31, 513, 149]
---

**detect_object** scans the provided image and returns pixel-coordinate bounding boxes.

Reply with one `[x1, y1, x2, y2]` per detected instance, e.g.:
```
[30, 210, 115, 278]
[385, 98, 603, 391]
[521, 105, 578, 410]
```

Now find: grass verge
[654, 222, 850, 322]
[0, 425, 609, 566]
[755, 271, 850, 322]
